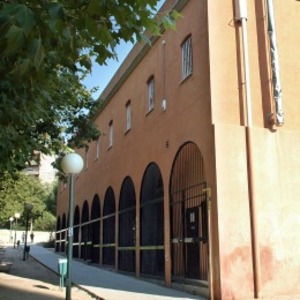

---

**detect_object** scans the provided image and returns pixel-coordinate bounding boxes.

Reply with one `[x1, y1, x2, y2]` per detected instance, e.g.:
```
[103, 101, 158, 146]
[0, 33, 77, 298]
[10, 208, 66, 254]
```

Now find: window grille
[181, 36, 193, 79]
[96, 137, 100, 159]
[148, 77, 155, 111]
[109, 121, 113, 147]
[126, 101, 131, 131]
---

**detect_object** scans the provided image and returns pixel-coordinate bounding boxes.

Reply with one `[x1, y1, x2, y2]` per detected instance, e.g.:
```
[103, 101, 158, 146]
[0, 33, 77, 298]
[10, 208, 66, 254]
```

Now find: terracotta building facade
[55, 0, 300, 299]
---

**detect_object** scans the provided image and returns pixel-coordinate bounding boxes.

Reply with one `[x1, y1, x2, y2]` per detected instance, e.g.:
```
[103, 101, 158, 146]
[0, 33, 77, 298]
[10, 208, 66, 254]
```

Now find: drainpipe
[235, 0, 262, 298]
[266, 0, 284, 126]
[203, 187, 214, 300]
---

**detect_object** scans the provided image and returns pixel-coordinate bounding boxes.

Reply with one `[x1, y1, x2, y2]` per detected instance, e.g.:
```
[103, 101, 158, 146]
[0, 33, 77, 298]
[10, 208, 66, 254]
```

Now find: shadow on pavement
[0, 245, 95, 300]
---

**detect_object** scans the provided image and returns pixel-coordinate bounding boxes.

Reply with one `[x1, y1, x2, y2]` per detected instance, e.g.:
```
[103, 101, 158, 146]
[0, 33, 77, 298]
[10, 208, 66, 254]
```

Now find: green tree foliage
[34, 211, 56, 231]
[0, 172, 56, 230]
[44, 181, 58, 215]
[0, 1, 179, 174]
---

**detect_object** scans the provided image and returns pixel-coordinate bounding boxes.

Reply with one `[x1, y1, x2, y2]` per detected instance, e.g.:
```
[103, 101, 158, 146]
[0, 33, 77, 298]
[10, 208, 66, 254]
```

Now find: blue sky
[82, 0, 165, 100]
[82, 40, 133, 100]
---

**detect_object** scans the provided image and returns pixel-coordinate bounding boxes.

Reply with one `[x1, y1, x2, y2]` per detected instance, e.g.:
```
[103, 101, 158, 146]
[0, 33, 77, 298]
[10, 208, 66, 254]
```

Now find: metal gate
[81, 201, 90, 260]
[140, 163, 164, 277]
[119, 177, 136, 273]
[91, 195, 100, 263]
[61, 214, 66, 253]
[103, 187, 115, 266]
[170, 142, 209, 281]
[73, 206, 80, 258]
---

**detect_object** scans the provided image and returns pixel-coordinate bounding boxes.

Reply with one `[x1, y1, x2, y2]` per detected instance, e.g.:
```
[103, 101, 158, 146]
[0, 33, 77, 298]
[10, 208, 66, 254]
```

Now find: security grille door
[140, 163, 164, 276]
[62, 215, 66, 252]
[186, 207, 200, 278]
[73, 207, 80, 258]
[91, 195, 100, 263]
[119, 177, 136, 273]
[56, 217, 61, 252]
[170, 142, 209, 281]
[81, 201, 90, 260]
[103, 187, 115, 266]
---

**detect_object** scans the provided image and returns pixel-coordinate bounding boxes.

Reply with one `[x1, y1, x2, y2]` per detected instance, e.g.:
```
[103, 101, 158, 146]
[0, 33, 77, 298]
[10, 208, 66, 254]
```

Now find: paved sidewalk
[29, 245, 205, 300]
[0, 245, 93, 300]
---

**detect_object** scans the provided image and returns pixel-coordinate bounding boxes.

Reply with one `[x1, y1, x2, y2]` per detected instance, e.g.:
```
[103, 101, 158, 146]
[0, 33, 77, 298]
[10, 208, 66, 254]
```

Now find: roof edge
[94, 0, 189, 118]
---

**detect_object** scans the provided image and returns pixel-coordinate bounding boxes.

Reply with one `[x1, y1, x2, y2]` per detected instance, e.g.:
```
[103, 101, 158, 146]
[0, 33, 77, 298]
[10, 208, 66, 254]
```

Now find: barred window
[181, 35, 193, 79]
[96, 137, 100, 159]
[147, 76, 155, 111]
[126, 101, 131, 131]
[109, 120, 113, 147]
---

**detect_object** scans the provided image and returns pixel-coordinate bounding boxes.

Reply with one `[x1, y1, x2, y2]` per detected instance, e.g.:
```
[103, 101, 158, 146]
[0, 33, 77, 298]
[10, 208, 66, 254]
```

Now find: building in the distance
[23, 152, 56, 184]
[55, 0, 300, 299]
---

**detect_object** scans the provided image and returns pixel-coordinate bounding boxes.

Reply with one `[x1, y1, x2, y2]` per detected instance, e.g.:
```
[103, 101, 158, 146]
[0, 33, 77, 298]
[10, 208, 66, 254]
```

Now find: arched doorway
[61, 213, 67, 253]
[55, 216, 61, 252]
[91, 194, 101, 263]
[103, 187, 115, 266]
[170, 142, 208, 281]
[140, 163, 164, 277]
[119, 177, 136, 272]
[81, 200, 90, 260]
[73, 206, 80, 258]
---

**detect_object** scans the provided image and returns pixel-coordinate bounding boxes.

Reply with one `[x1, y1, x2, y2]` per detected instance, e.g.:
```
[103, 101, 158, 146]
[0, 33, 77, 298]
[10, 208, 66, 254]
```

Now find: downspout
[266, 0, 284, 126]
[203, 187, 214, 300]
[234, 0, 262, 298]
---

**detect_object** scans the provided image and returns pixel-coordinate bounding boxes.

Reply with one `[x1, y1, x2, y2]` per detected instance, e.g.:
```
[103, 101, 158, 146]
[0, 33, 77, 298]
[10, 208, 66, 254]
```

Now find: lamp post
[23, 203, 33, 261]
[9, 217, 14, 243]
[13, 212, 20, 249]
[29, 211, 42, 243]
[61, 153, 84, 300]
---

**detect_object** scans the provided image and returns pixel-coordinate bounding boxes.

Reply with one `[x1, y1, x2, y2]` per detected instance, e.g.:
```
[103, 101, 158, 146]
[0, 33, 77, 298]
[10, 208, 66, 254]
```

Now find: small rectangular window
[126, 101, 131, 131]
[148, 77, 155, 111]
[96, 137, 100, 159]
[181, 36, 193, 79]
[109, 121, 113, 147]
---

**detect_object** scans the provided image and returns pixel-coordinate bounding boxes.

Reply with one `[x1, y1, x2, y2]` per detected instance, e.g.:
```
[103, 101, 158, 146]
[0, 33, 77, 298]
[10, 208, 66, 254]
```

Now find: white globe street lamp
[9, 217, 14, 243]
[61, 153, 84, 300]
[61, 152, 84, 174]
[14, 212, 20, 249]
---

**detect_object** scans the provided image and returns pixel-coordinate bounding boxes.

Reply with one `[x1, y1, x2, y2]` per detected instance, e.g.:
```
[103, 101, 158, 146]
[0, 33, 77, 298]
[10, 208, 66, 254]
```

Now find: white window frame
[96, 137, 100, 159]
[109, 121, 113, 147]
[126, 101, 131, 131]
[147, 76, 155, 111]
[181, 35, 193, 79]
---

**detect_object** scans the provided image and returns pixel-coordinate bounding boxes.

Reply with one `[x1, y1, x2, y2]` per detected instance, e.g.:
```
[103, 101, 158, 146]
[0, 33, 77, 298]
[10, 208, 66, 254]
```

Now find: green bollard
[58, 258, 68, 290]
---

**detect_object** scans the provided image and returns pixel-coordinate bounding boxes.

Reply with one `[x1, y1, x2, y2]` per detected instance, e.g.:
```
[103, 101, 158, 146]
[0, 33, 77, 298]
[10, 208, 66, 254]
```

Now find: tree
[44, 180, 58, 215]
[34, 211, 56, 231]
[0, 0, 179, 174]
[0, 172, 55, 230]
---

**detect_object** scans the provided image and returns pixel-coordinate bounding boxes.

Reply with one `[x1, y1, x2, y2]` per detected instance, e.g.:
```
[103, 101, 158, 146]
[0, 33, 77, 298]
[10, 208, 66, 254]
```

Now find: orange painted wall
[208, 0, 300, 299]
[56, 0, 300, 299]
[57, 0, 214, 216]
[56, 0, 217, 292]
